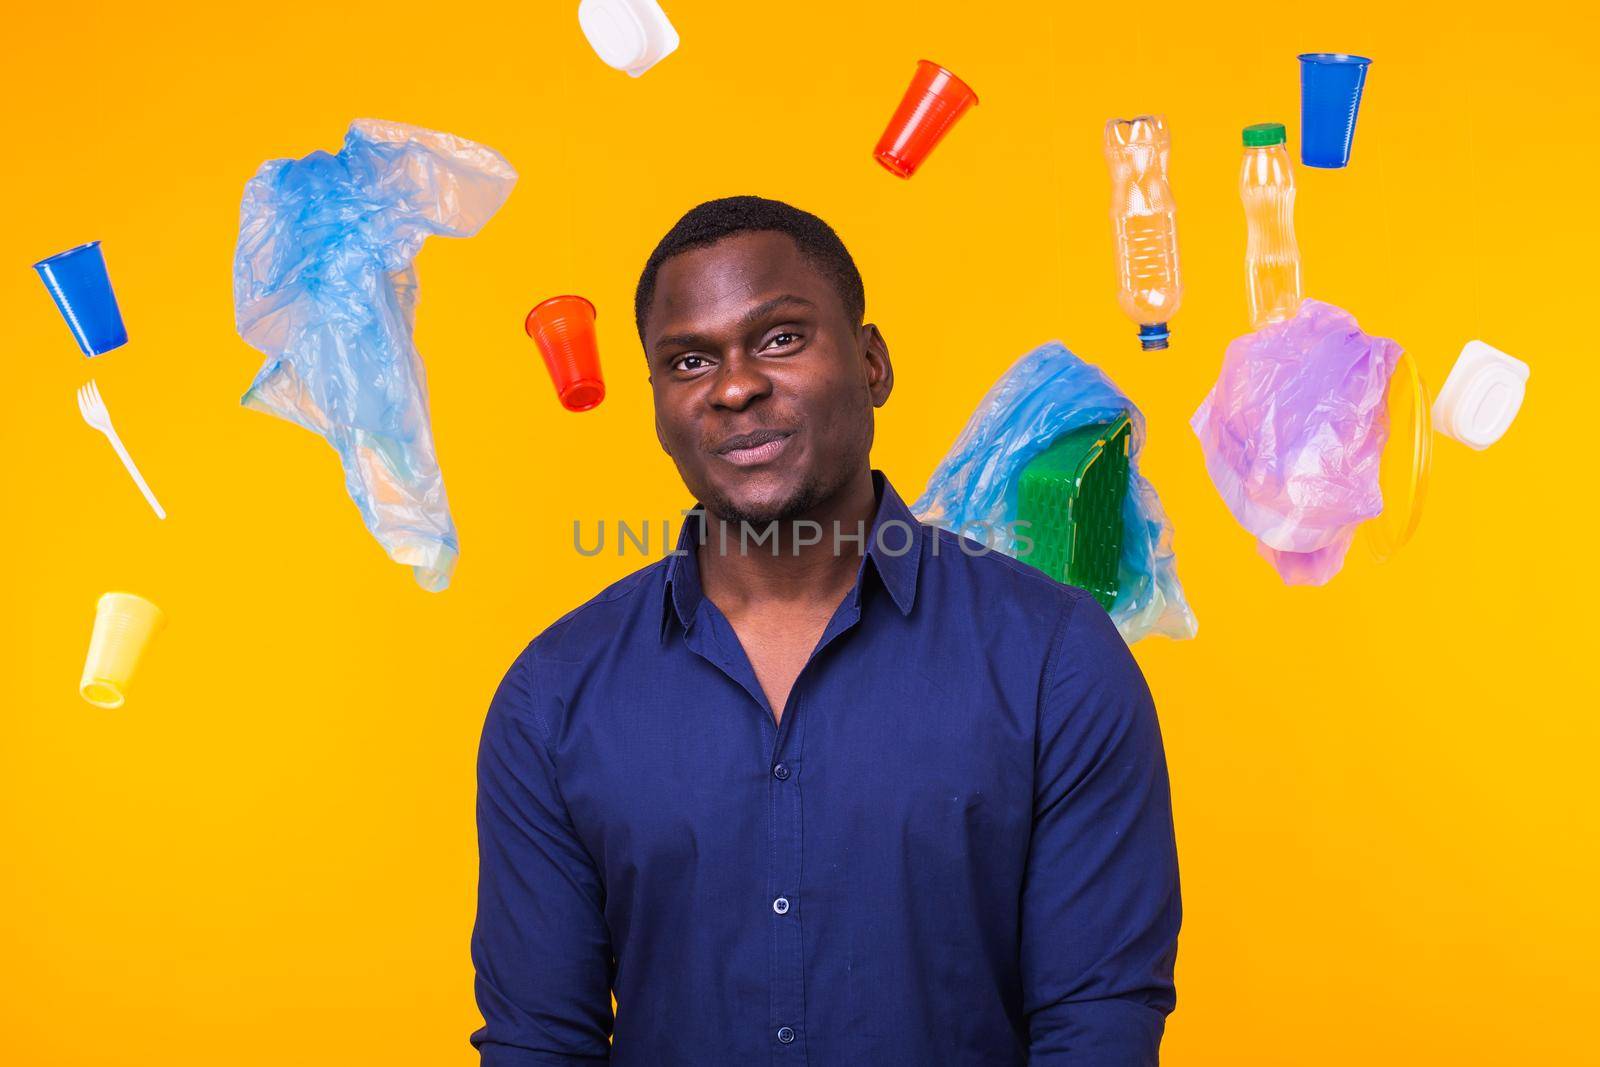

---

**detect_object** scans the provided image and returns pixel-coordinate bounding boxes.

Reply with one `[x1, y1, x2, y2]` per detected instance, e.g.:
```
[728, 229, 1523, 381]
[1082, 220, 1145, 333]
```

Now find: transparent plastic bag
[912, 341, 1197, 643]
[233, 119, 518, 591]
[1190, 298, 1400, 586]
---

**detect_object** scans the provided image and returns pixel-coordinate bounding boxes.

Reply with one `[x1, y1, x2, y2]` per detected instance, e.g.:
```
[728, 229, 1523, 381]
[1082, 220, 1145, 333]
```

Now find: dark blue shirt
[472, 471, 1180, 1066]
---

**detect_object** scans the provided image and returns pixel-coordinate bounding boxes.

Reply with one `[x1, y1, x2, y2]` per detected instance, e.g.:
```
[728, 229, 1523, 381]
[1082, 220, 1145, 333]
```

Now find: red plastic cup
[873, 60, 979, 178]
[525, 295, 606, 412]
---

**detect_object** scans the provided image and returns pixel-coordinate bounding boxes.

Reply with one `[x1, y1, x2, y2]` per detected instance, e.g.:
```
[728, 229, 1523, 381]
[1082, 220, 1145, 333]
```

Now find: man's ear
[862, 323, 894, 408]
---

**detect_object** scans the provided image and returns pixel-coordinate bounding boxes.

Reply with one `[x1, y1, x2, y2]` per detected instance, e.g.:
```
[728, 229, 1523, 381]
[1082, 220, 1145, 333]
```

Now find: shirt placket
[768, 684, 806, 1063]
[689, 590, 867, 1064]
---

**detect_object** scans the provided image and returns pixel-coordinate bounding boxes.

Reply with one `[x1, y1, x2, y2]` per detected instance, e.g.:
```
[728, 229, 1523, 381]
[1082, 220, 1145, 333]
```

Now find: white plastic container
[1431, 340, 1529, 450]
[578, 0, 679, 77]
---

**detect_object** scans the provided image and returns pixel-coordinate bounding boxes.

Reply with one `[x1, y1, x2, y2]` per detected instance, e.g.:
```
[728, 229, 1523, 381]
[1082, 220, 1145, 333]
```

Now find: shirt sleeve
[1021, 595, 1182, 1066]
[471, 651, 615, 1066]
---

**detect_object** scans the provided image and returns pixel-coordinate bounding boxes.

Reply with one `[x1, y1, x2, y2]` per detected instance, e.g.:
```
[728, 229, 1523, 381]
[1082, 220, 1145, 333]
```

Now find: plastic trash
[525, 296, 605, 411]
[233, 119, 518, 592]
[1105, 115, 1183, 349]
[1016, 414, 1132, 611]
[578, 0, 679, 77]
[1364, 350, 1431, 562]
[1299, 53, 1372, 168]
[76, 380, 166, 520]
[1191, 299, 1402, 585]
[913, 341, 1197, 643]
[80, 592, 165, 708]
[34, 241, 128, 357]
[1240, 123, 1303, 327]
[1432, 340, 1529, 450]
[874, 60, 979, 178]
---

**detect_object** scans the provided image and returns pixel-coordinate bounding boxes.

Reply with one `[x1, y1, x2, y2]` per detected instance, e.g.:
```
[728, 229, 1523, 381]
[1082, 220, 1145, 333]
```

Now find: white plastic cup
[80, 592, 166, 709]
[1432, 340, 1530, 450]
[578, 0, 679, 77]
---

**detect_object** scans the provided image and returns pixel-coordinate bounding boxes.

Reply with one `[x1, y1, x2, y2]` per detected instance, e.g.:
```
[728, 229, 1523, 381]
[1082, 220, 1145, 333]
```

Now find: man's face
[644, 230, 892, 526]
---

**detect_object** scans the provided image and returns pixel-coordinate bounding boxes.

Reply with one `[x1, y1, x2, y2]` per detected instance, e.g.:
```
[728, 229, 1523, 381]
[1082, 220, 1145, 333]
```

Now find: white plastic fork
[76, 380, 166, 520]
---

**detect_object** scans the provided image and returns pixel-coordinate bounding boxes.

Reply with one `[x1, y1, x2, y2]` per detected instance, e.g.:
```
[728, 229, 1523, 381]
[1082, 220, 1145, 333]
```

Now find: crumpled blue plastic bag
[1190, 299, 1399, 586]
[912, 341, 1198, 643]
[233, 119, 518, 591]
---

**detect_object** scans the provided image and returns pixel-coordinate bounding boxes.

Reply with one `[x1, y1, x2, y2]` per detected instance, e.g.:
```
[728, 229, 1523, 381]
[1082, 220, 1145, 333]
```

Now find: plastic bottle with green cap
[1240, 122, 1303, 327]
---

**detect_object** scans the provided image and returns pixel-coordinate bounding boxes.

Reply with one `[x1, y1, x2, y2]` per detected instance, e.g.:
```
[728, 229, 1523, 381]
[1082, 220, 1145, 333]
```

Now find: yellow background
[3, 0, 1595, 1063]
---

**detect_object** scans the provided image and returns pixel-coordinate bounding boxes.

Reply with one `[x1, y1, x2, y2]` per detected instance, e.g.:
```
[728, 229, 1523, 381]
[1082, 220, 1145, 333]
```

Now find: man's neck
[696, 469, 879, 619]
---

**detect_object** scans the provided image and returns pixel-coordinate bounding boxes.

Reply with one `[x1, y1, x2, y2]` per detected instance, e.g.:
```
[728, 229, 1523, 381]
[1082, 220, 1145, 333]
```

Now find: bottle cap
[1242, 122, 1286, 147]
[1138, 323, 1171, 351]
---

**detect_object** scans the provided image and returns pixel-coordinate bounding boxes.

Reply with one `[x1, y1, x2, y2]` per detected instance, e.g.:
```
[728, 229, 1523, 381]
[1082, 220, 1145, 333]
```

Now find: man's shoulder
[512, 555, 672, 670]
[921, 522, 1098, 615]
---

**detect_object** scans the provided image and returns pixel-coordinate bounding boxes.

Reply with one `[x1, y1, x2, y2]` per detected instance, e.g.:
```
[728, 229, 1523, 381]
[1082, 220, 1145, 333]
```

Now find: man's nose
[708, 351, 772, 410]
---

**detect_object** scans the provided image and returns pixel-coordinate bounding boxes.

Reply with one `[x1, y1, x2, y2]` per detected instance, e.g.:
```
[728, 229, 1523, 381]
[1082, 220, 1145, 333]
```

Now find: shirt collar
[660, 469, 923, 642]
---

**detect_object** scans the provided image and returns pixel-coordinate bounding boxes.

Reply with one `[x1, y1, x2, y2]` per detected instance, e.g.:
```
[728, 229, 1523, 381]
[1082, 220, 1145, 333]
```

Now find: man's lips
[713, 429, 795, 468]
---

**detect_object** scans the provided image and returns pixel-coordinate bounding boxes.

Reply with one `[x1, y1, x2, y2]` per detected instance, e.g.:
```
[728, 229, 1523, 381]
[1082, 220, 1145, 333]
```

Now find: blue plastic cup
[33, 241, 128, 357]
[1299, 53, 1372, 168]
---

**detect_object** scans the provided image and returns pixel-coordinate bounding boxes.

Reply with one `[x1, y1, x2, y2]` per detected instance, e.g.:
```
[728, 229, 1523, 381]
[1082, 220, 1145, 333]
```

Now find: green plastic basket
[1014, 414, 1132, 610]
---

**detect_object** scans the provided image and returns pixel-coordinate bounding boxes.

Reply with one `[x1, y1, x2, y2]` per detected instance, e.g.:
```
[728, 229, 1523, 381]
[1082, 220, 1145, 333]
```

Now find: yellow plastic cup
[80, 592, 166, 708]
[1365, 350, 1433, 562]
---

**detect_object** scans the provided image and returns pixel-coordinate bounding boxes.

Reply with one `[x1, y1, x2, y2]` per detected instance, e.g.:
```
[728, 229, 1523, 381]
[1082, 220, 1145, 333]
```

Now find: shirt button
[773, 763, 790, 780]
[776, 1026, 795, 1044]
[773, 896, 790, 915]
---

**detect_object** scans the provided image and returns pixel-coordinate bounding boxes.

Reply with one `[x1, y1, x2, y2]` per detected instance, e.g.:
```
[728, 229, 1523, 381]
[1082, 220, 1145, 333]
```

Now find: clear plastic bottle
[1104, 115, 1182, 351]
[1240, 122, 1302, 327]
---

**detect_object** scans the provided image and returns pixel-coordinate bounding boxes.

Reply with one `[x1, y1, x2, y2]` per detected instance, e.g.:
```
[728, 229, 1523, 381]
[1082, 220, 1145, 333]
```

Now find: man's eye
[674, 354, 710, 372]
[764, 332, 801, 351]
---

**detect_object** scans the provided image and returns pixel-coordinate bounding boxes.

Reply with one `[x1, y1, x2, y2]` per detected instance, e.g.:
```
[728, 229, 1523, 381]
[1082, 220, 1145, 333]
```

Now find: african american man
[471, 196, 1181, 1066]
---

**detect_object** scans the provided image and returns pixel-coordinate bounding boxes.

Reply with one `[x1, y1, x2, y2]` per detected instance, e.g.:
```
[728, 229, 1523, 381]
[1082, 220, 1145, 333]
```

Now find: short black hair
[634, 196, 866, 339]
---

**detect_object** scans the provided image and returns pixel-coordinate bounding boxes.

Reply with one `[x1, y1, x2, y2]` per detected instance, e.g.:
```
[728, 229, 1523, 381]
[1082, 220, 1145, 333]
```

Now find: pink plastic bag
[1190, 299, 1401, 585]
